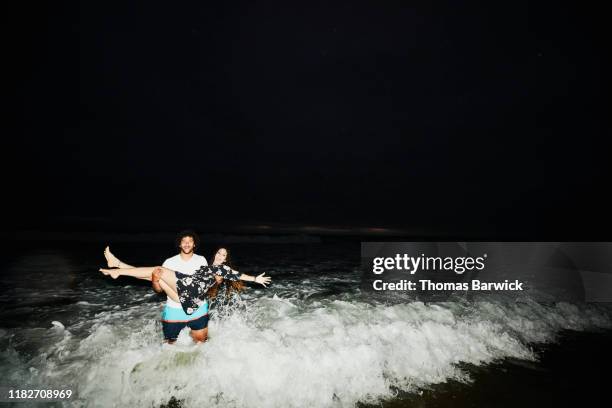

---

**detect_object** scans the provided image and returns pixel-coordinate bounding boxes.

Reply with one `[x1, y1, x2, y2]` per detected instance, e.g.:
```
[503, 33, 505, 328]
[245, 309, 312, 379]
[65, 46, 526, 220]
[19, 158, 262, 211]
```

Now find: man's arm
[153, 260, 170, 293]
[152, 272, 163, 293]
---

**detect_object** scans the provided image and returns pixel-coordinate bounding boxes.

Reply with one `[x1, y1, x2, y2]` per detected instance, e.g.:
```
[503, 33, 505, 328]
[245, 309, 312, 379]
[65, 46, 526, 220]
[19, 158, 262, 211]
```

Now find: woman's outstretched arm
[208, 264, 272, 287]
[226, 268, 271, 287]
[239, 272, 271, 287]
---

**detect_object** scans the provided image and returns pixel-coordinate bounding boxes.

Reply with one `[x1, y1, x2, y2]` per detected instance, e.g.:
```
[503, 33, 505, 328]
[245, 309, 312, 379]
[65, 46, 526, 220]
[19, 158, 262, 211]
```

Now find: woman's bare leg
[158, 280, 180, 303]
[102, 248, 180, 302]
[99, 266, 179, 302]
[104, 246, 135, 268]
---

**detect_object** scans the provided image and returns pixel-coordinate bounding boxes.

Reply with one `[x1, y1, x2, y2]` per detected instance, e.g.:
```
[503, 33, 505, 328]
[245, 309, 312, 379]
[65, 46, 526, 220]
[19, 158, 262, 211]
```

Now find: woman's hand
[254, 272, 271, 287]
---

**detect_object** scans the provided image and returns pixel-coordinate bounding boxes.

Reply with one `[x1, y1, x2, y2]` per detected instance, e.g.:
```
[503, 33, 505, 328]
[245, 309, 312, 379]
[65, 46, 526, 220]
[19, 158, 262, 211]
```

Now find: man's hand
[152, 267, 163, 293]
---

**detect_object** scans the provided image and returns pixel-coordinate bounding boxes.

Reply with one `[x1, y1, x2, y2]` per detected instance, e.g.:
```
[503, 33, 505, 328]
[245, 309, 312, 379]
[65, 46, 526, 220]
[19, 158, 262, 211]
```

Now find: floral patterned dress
[175, 264, 241, 315]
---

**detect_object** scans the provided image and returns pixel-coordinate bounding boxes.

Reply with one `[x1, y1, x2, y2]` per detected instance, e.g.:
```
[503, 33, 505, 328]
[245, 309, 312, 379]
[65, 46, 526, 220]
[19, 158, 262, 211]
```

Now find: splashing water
[1, 245, 611, 407]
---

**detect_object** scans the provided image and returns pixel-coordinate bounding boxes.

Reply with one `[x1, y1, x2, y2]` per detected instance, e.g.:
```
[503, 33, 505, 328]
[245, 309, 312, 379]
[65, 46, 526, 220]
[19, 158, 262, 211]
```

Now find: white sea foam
[51, 321, 65, 330]
[2, 297, 610, 408]
[3, 246, 611, 406]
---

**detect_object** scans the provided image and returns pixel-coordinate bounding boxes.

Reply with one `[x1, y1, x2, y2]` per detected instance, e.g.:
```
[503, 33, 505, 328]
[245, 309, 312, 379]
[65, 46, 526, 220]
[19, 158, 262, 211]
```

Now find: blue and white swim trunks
[161, 302, 209, 342]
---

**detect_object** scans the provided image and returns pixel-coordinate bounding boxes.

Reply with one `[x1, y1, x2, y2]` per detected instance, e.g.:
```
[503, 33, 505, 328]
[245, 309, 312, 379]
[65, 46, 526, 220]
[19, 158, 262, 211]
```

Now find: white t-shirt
[162, 253, 208, 309]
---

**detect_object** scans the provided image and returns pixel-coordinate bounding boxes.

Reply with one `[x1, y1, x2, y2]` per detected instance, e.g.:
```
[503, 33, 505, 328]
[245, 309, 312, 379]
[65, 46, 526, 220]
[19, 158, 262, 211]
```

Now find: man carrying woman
[101, 230, 270, 344]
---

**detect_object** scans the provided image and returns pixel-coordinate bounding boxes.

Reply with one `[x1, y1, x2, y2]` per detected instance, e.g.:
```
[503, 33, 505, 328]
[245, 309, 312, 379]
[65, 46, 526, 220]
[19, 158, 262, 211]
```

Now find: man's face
[179, 236, 195, 254]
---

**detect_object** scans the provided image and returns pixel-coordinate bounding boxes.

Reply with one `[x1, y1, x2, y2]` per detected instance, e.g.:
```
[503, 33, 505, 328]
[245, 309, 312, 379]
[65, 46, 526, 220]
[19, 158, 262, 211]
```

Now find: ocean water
[1, 241, 611, 407]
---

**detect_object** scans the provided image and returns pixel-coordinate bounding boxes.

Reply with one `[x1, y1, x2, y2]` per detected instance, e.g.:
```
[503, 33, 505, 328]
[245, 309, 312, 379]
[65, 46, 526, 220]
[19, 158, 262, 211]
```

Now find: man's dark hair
[175, 230, 200, 250]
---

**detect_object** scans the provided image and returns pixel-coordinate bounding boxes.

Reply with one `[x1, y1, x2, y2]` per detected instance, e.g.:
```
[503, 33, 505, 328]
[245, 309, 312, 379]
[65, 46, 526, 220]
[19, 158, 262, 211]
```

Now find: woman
[100, 247, 271, 315]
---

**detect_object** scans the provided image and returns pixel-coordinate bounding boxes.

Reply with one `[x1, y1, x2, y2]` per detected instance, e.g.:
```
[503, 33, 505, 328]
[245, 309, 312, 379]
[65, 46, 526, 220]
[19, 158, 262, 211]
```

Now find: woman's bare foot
[104, 246, 121, 268]
[99, 268, 120, 279]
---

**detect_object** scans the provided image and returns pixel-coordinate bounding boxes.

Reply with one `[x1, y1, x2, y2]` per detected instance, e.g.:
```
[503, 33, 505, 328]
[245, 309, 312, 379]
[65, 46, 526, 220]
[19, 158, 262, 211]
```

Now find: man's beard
[180, 248, 194, 254]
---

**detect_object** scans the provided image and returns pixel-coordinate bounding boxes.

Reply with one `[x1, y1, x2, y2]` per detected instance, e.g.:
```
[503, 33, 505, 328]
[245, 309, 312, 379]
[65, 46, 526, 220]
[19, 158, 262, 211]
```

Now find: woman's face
[213, 248, 228, 265]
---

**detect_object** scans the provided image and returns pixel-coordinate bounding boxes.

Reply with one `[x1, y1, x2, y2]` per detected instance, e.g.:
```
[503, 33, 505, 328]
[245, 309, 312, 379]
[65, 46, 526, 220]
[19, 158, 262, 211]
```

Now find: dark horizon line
[4, 227, 612, 244]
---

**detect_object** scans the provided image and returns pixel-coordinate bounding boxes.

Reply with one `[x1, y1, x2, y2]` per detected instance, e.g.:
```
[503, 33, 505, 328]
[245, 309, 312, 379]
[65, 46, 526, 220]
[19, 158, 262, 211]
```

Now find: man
[152, 230, 210, 344]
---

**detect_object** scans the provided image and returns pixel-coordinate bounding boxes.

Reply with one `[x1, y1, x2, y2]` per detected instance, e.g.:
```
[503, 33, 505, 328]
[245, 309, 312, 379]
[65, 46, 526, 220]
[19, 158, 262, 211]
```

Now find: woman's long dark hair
[206, 247, 245, 300]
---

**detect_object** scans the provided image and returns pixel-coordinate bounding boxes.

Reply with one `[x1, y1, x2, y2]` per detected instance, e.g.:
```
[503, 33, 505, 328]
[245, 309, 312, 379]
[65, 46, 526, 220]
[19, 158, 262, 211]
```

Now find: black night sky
[4, 1, 611, 239]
